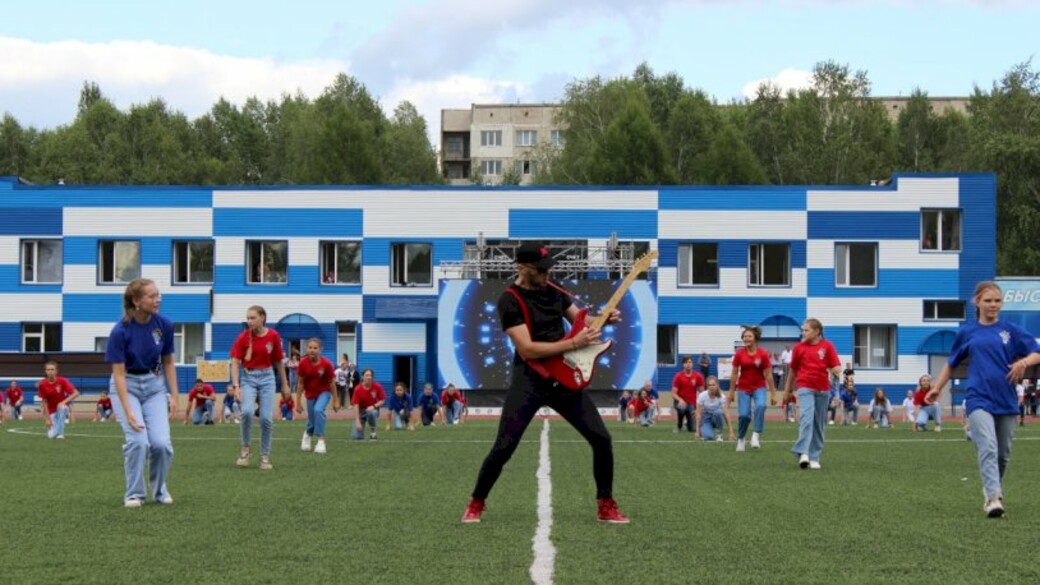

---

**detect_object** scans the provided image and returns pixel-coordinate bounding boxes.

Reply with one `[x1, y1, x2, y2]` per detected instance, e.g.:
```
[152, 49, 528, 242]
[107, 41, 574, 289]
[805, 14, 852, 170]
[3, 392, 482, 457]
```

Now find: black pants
[471, 365, 614, 500]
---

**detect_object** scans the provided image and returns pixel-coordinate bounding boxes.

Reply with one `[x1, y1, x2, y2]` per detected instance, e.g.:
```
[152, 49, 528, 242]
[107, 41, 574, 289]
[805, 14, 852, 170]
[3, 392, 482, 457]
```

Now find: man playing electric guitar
[462, 241, 630, 524]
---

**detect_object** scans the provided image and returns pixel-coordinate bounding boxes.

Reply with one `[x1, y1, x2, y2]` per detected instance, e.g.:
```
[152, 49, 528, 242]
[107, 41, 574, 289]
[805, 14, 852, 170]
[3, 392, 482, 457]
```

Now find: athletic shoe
[736, 439, 746, 452]
[715, 436, 724, 443]
[596, 498, 630, 524]
[301, 433, 312, 452]
[369, 432, 377, 441]
[55, 435, 65, 440]
[157, 494, 174, 505]
[461, 498, 486, 523]
[809, 460, 821, 470]
[935, 426, 942, 433]
[236, 447, 252, 467]
[751, 433, 761, 449]
[124, 498, 143, 508]
[984, 497, 1005, 518]
[799, 454, 810, 469]
[314, 440, 327, 454]
[259, 455, 273, 470]
[827, 420, 834, 426]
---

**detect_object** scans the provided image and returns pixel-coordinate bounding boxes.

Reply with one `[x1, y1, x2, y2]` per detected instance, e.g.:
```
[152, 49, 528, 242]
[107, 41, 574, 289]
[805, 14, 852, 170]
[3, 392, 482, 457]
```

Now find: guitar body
[542, 309, 613, 391]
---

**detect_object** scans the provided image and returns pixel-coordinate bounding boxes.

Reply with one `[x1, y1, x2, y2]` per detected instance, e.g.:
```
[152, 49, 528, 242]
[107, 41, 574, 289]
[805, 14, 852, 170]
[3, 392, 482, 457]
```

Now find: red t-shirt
[671, 370, 704, 403]
[732, 347, 772, 392]
[37, 377, 77, 414]
[230, 328, 285, 370]
[188, 384, 215, 408]
[352, 382, 386, 410]
[97, 396, 113, 410]
[441, 390, 465, 406]
[6, 386, 22, 405]
[630, 397, 651, 415]
[790, 340, 841, 392]
[297, 356, 335, 399]
[913, 388, 930, 407]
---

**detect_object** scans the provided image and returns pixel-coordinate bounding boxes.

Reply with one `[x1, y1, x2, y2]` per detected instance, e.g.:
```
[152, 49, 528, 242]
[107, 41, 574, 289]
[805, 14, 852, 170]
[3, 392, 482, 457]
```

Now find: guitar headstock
[631, 250, 659, 277]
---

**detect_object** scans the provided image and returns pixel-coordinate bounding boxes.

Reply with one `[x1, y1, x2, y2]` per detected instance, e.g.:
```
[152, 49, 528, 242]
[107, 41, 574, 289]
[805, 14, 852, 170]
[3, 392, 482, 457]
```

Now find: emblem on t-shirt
[318, 368, 325, 376]
[266, 342, 273, 354]
[152, 328, 162, 346]
[817, 348, 825, 360]
[1000, 330, 1011, 345]
[754, 358, 761, 367]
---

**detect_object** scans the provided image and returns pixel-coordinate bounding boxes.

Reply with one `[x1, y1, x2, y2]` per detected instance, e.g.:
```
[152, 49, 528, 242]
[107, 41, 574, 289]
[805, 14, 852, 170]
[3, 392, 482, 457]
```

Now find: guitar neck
[589, 267, 645, 330]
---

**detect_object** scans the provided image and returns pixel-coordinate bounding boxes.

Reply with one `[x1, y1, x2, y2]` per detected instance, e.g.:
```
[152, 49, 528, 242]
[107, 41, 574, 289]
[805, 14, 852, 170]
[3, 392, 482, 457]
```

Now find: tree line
[0, 61, 1037, 274]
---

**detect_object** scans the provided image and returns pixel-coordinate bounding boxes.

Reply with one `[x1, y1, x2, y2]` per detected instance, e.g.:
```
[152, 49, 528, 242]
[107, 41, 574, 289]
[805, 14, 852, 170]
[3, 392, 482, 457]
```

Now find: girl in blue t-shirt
[928, 281, 1040, 518]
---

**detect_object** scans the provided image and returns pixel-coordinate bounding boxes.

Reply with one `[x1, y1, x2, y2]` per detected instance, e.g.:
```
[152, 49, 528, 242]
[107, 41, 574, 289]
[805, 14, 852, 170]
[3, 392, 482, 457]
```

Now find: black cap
[515, 241, 556, 270]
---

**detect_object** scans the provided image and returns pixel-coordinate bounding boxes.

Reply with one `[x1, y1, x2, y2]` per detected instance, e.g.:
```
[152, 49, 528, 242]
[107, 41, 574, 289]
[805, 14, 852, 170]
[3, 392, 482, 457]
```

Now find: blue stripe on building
[0, 208, 62, 235]
[659, 188, 806, 211]
[0, 187, 212, 208]
[0, 322, 21, 351]
[656, 240, 805, 271]
[212, 265, 364, 295]
[509, 209, 657, 239]
[64, 237, 175, 266]
[0, 265, 61, 292]
[958, 175, 998, 299]
[62, 294, 211, 322]
[658, 297, 805, 325]
[213, 208, 363, 237]
[807, 211, 921, 240]
[807, 268, 960, 297]
[361, 237, 467, 266]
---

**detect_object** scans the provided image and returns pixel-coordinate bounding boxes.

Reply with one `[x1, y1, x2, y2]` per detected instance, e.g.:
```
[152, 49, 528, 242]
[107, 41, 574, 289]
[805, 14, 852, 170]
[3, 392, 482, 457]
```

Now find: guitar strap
[504, 287, 552, 379]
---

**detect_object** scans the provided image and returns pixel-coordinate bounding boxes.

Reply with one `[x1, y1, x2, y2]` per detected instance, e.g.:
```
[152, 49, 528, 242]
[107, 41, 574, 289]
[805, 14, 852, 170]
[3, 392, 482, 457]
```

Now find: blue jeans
[871, 407, 890, 428]
[305, 392, 332, 438]
[191, 401, 214, 425]
[421, 405, 438, 426]
[700, 410, 725, 440]
[792, 389, 829, 462]
[917, 404, 941, 429]
[967, 410, 1017, 499]
[674, 399, 694, 432]
[11, 404, 22, 419]
[392, 409, 411, 430]
[110, 373, 173, 503]
[353, 408, 379, 439]
[445, 401, 463, 424]
[97, 405, 113, 420]
[240, 368, 275, 456]
[280, 404, 294, 420]
[737, 388, 767, 438]
[48, 405, 69, 438]
[638, 409, 653, 426]
[843, 405, 859, 424]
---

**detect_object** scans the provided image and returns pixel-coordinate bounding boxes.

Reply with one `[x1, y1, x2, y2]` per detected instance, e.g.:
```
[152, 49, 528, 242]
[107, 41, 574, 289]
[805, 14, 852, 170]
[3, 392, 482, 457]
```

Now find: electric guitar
[543, 250, 658, 391]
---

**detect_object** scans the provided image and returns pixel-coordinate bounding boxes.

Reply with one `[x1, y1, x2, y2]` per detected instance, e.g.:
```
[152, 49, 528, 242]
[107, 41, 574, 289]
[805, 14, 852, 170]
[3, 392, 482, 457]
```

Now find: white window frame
[921, 208, 962, 252]
[923, 300, 966, 321]
[173, 323, 205, 365]
[480, 130, 502, 147]
[515, 160, 535, 176]
[23, 322, 61, 352]
[391, 242, 433, 287]
[550, 129, 564, 147]
[657, 324, 678, 366]
[748, 243, 790, 287]
[515, 130, 537, 147]
[94, 337, 109, 353]
[337, 322, 357, 366]
[247, 240, 288, 284]
[173, 240, 214, 284]
[834, 242, 878, 288]
[98, 240, 141, 285]
[677, 243, 719, 286]
[21, 239, 63, 284]
[853, 324, 897, 369]
[320, 240, 362, 285]
[480, 160, 502, 176]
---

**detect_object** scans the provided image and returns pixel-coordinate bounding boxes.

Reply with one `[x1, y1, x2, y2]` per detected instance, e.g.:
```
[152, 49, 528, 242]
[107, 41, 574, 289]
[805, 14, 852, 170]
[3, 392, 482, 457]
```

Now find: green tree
[696, 121, 768, 185]
[383, 101, 441, 184]
[0, 114, 32, 177]
[666, 90, 721, 183]
[587, 97, 674, 185]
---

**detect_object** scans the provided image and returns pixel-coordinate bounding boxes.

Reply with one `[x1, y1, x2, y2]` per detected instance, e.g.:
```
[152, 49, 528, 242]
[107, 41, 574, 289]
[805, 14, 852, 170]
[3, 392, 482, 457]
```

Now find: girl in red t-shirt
[229, 305, 291, 470]
[727, 325, 777, 451]
[783, 318, 842, 469]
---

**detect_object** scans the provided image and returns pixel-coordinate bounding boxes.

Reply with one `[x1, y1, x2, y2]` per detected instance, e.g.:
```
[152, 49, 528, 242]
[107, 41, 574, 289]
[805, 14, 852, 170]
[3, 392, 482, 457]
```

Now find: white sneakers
[799, 454, 810, 469]
[314, 440, 327, 454]
[736, 439, 746, 452]
[751, 433, 761, 449]
[808, 460, 822, 470]
[157, 494, 174, 505]
[301, 433, 312, 452]
[715, 436, 724, 443]
[984, 497, 1005, 518]
[124, 498, 143, 508]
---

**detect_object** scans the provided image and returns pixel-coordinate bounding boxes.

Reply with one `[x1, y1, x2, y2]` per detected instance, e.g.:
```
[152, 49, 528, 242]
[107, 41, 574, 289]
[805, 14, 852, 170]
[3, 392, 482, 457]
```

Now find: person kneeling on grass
[441, 384, 465, 425]
[278, 393, 295, 421]
[840, 381, 859, 425]
[618, 390, 633, 423]
[94, 389, 114, 422]
[38, 361, 80, 440]
[914, 375, 941, 432]
[628, 389, 654, 427]
[417, 383, 442, 427]
[868, 388, 893, 428]
[696, 376, 733, 442]
[184, 379, 217, 425]
[352, 369, 385, 441]
[386, 382, 415, 431]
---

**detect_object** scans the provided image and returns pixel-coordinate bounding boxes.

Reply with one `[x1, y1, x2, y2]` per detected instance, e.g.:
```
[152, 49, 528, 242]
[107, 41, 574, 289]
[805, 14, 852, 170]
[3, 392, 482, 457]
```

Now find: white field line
[530, 418, 556, 585]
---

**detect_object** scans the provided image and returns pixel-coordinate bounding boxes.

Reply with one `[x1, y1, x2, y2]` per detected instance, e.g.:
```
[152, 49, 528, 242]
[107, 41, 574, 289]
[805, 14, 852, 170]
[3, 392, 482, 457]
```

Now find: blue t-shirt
[949, 319, 1040, 416]
[223, 394, 237, 408]
[647, 388, 659, 400]
[105, 314, 175, 372]
[387, 393, 413, 412]
[418, 393, 441, 409]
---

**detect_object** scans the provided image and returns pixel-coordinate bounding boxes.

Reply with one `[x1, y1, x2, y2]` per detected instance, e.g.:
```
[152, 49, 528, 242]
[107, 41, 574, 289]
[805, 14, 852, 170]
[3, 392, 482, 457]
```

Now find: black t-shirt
[498, 283, 573, 348]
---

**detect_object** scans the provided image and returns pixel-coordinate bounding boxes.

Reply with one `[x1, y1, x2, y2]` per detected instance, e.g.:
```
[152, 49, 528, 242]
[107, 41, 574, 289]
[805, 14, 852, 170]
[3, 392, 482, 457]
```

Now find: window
[748, 243, 790, 286]
[247, 241, 288, 284]
[515, 160, 535, 176]
[924, 300, 966, 321]
[94, 337, 108, 353]
[480, 160, 502, 176]
[550, 129, 564, 147]
[835, 243, 877, 287]
[173, 241, 214, 284]
[480, 130, 502, 147]
[172, 323, 204, 365]
[391, 242, 432, 286]
[657, 325, 677, 365]
[321, 241, 362, 285]
[21, 239, 63, 284]
[23, 323, 61, 352]
[921, 209, 961, 251]
[515, 130, 537, 146]
[337, 322, 357, 366]
[677, 243, 719, 286]
[853, 325, 896, 369]
[98, 240, 140, 284]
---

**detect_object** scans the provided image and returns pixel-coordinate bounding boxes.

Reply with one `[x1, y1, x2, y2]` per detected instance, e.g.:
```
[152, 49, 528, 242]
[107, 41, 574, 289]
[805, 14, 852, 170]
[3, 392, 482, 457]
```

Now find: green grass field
[3, 415, 1040, 584]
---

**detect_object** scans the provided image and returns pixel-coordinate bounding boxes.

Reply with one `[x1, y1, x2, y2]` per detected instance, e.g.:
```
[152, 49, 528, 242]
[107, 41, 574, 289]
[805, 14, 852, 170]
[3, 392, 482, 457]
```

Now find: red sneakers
[461, 498, 486, 523]
[597, 498, 630, 524]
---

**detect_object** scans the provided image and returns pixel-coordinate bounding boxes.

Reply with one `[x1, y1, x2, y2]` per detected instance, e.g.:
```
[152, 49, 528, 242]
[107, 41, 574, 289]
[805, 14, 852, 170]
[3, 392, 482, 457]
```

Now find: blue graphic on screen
[438, 280, 657, 390]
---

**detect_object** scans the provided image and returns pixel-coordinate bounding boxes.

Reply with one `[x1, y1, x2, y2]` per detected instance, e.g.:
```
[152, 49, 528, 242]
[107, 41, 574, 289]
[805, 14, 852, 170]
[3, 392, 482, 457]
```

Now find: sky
[0, 0, 1036, 145]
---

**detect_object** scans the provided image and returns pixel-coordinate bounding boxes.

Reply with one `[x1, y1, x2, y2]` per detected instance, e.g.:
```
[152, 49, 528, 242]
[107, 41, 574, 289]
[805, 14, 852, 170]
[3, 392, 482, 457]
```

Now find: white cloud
[0, 36, 350, 127]
[741, 67, 814, 99]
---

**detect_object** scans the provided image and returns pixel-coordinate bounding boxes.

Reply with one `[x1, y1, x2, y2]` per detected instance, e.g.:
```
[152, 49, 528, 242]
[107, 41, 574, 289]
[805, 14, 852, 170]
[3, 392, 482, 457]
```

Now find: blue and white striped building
[0, 174, 995, 397]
